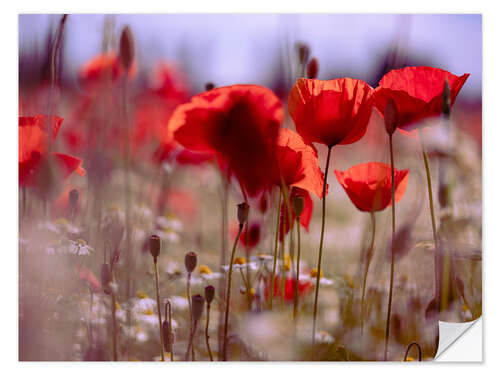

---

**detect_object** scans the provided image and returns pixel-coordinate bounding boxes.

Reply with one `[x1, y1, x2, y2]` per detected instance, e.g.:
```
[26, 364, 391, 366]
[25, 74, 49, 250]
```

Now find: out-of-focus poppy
[51, 186, 82, 219]
[373, 66, 469, 130]
[269, 275, 313, 302]
[78, 52, 136, 89]
[274, 128, 324, 198]
[279, 187, 313, 241]
[288, 78, 374, 147]
[78, 265, 102, 293]
[238, 222, 261, 249]
[334, 162, 409, 212]
[171, 84, 283, 197]
[19, 115, 85, 197]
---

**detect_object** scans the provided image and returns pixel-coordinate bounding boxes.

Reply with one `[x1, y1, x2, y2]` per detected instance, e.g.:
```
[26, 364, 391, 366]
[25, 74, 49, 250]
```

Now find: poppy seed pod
[205, 82, 215, 91]
[119, 26, 134, 71]
[162, 320, 173, 352]
[191, 294, 205, 321]
[100, 263, 111, 295]
[307, 58, 319, 79]
[149, 234, 161, 259]
[292, 196, 305, 217]
[204, 285, 215, 305]
[384, 97, 398, 135]
[184, 251, 198, 273]
[69, 188, 79, 212]
[237, 202, 250, 227]
[442, 80, 451, 118]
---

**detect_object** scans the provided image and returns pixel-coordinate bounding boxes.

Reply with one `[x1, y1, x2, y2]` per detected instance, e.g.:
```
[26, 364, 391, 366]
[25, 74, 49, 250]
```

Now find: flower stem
[419, 130, 442, 310]
[205, 304, 214, 361]
[384, 134, 396, 361]
[111, 287, 118, 361]
[293, 217, 302, 320]
[312, 145, 332, 347]
[270, 189, 282, 310]
[361, 212, 376, 335]
[404, 342, 422, 361]
[222, 224, 244, 361]
[186, 272, 194, 360]
[154, 259, 164, 361]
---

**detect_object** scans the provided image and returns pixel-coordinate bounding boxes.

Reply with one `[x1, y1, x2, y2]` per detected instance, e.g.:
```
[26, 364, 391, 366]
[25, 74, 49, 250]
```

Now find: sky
[19, 14, 482, 98]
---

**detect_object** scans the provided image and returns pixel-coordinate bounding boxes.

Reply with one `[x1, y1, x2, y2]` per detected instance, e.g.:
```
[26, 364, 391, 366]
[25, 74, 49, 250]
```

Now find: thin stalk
[280, 239, 285, 309]
[185, 320, 199, 361]
[419, 131, 443, 310]
[205, 304, 214, 361]
[293, 216, 302, 320]
[361, 212, 376, 334]
[154, 259, 165, 361]
[222, 224, 244, 361]
[186, 272, 194, 360]
[404, 342, 422, 361]
[384, 134, 396, 361]
[270, 190, 282, 309]
[312, 145, 332, 347]
[217, 171, 228, 360]
[111, 286, 118, 361]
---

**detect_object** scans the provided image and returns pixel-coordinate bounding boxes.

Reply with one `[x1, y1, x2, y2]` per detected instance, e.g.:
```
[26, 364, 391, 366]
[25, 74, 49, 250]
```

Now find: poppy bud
[184, 251, 198, 274]
[191, 294, 205, 321]
[384, 98, 398, 135]
[237, 202, 250, 227]
[204, 285, 215, 305]
[307, 57, 319, 79]
[149, 234, 161, 259]
[69, 188, 79, 212]
[162, 320, 173, 352]
[119, 26, 134, 72]
[205, 82, 215, 91]
[292, 196, 305, 217]
[296, 42, 310, 65]
[442, 80, 451, 118]
[101, 263, 111, 295]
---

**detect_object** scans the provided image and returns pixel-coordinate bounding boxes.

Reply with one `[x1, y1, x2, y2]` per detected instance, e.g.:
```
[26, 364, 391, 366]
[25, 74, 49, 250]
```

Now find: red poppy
[78, 53, 136, 89]
[78, 265, 102, 293]
[334, 162, 409, 212]
[19, 115, 85, 192]
[279, 187, 313, 241]
[171, 84, 283, 197]
[373, 66, 469, 130]
[288, 78, 374, 147]
[238, 222, 261, 249]
[269, 275, 313, 302]
[274, 128, 324, 198]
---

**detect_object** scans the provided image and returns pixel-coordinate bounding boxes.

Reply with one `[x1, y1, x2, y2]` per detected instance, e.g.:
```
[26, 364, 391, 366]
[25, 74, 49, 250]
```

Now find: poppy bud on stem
[184, 251, 197, 360]
[163, 299, 174, 361]
[307, 58, 319, 79]
[222, 204, 246, 360]
[384, 98, 398, 135]
[68, 188, 79, 221]
[119, 26, 134, 72]
[149, 234, 164, 361]
[205, 82, 215, 91]
[204, 285, 215, 361]
[185, 295, 205, 361]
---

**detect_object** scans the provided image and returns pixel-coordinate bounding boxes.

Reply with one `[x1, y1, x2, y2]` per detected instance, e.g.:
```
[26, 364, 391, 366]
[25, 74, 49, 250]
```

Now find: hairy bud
[205, 82, 215, 91]
[292, 196, 305, 217]
[296, 42, 310, 65]
[237, 202, 250, 227]
[162, 320, 173, 352]
[442, 80, 451, 118]
[184, 251, 198, 274]
[69, 188, 79, 212]
[204, 285, 215, 305]
[149, 234, 161, 259]
[384, 98, 398, 135]
[119, 26, 134, 71]
[307, 57, 319, 79]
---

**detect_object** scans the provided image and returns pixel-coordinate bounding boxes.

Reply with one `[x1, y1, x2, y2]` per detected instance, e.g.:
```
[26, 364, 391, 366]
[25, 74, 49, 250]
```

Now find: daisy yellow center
[199, 265, 212, 275]
[77, 239, 87, 246]
[310, 268, 323, 278]
[234, 257, 246, 265]
[137, 292, 149, 299]
[144, 309, 154, 315]
[405, 356, 414, 361]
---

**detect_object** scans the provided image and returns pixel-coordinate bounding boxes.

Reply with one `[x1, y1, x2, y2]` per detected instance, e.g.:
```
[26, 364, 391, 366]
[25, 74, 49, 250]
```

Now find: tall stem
[312, 145, 332, 347]
[361, 212, 376, 334]
[270, 190, 282, 309]
[419, 131, 442, 309]
[217, 172, 228, 360]
[205, 304, 214, 361]
[186, 272, 194, 360]
[293, 217, 302, 320]
[384, 134, 396, 360]
[154, 259, 164, 361]
[222, 224, 244, 361]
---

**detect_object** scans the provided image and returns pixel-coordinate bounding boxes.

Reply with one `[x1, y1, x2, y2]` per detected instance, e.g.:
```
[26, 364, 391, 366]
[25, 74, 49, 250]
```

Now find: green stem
[293, 217, 302, 320]
[205, 304, 214, 361]
[270, 190, 282, 310]
[154, 259, 165, 361]
[419, 131, 443, 310]
[312, 145, 332, 347]
[222, 224, 244, 361]
[361, 212, 376, 335]
[384, 134, 396, 361]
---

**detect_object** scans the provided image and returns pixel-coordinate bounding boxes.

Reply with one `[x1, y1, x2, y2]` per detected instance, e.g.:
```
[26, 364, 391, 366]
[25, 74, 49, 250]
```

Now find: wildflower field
[18, 14, 482, 361]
